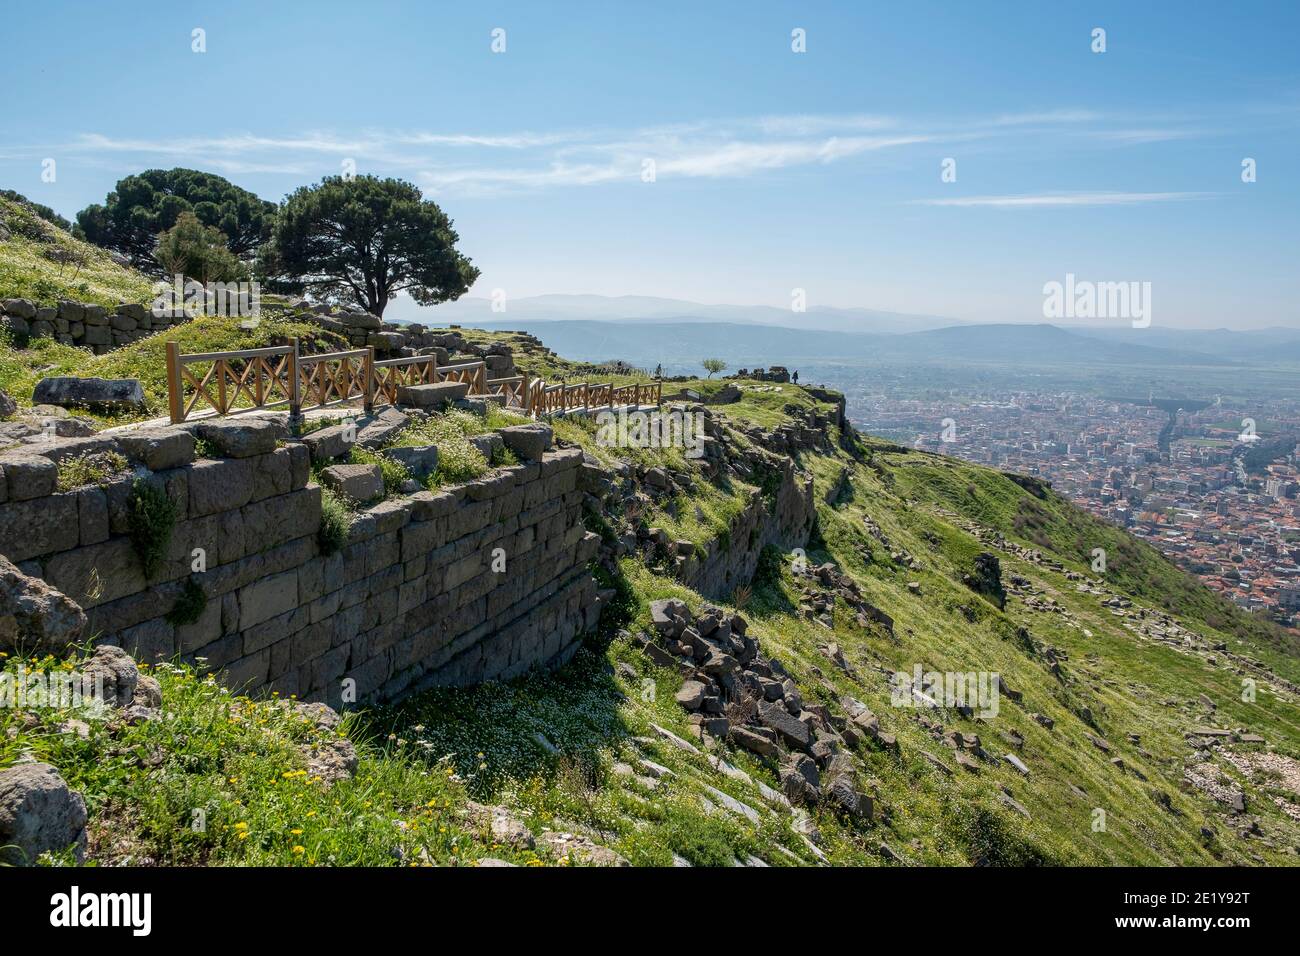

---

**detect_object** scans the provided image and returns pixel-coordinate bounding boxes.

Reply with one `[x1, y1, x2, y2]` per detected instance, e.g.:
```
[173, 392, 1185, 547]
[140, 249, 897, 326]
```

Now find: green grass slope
[0, 194, 154, 307]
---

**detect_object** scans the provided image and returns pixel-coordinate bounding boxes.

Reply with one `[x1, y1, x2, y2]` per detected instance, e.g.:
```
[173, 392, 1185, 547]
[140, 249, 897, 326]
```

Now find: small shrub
[127, 479, 177, 577]
[57, 450, 128, 491]
[318, 487, 351, 555]
[166, 576, 207, 626]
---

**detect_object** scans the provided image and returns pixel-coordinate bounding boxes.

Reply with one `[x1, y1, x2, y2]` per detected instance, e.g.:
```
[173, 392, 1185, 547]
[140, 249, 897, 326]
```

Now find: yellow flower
[291, 828, 304, 835]
[292, 845, 305, 855]
[234, 821, 249, 830]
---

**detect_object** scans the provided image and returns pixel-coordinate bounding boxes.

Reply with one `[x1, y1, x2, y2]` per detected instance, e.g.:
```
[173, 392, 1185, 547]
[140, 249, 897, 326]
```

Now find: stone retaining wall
[0, 298, 187, 354]
[681, 456, 816, 600]
[0, 422, 602, 705]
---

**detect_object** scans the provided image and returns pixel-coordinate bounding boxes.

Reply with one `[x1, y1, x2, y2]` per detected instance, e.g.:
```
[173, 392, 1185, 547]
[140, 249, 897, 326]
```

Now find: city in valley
[859, 390, 1300, 627]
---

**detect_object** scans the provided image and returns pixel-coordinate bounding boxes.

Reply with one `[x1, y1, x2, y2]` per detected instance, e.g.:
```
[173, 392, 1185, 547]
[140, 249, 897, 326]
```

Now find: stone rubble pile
[641, 598, 875, 824]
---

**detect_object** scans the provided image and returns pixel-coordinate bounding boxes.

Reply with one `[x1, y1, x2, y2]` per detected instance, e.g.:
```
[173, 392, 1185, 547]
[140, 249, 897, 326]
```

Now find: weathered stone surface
[0, 454, 58, 500]
[758, 700, 812, 752]
[675, 679, 708, 710]
[383, 444, 439, 479]
[115, 426, 195, 470]
[79, 644, 141, 708]
[302, 736, 358, 786]
[397, 381, 470, 407]
[535, 830, 629, 866]
[300, 422, 356, 463]
[31, 377, 146, 413]
[320, 463, 384, 503]
[0, 553, 87, 653]
[0, 763, 88, 865]
[731, 725, 779, 757]
[0, 491, 80, 560]
[191, 417, 287, 458]
[356, 408, 409, 448]
[498, 424, 553, 461]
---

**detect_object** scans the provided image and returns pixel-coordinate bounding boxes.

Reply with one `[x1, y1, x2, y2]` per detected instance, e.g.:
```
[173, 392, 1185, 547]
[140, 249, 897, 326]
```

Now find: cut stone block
[396, 381, 470, 407]
[320, 463, 384, 503]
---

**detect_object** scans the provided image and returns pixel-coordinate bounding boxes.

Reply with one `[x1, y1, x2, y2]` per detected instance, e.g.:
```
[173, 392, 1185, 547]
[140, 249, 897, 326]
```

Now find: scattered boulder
[536, 830, 629, 866]
[0, 762, 88, 865]
[31, 377, 146, 413]
[78, 644, 140, 708]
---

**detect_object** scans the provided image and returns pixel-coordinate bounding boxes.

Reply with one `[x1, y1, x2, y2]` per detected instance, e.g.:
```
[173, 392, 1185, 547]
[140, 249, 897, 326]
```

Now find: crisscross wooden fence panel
[372, 354, 438, 405]
[296, 348, 372, 412]
[168, 340, 662, 425]
[487, 374, 526, 406]
[437, 360, 487, 395]
[166, 342, 296, 423]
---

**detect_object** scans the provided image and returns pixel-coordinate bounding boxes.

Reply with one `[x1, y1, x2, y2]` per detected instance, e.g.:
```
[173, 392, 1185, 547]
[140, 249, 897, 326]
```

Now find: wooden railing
[524, 378, 661, 418]
[166, 340, 662, 424]
[297, 348, 372, 412]
[371, 354, 438, 406]
[437, 360, 487, 396]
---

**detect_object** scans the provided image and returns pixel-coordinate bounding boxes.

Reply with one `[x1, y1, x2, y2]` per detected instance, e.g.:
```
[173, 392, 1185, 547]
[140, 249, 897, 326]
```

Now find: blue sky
[3, 1, 1298, 328]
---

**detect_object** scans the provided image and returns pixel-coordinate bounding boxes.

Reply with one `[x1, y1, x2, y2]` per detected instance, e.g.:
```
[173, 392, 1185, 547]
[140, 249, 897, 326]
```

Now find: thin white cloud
[52, 109, 1220, 197]
[913, 191, 1214, 208]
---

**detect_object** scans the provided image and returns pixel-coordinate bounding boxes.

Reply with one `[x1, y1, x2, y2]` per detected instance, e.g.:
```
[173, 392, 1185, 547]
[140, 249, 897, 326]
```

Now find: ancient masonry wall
[681, 457, 816, 600]
[0, 430, 601, 705]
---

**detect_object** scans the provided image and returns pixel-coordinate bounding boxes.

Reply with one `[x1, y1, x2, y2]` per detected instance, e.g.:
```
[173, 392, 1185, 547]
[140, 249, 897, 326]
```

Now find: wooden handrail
[166, 341, 664, 425]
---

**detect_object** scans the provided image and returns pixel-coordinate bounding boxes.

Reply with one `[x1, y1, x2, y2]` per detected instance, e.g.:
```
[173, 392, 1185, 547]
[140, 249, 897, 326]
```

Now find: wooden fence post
[287, 338, 303, 434]
[165, 341, 184, 424]
[363, 347, 376, 415]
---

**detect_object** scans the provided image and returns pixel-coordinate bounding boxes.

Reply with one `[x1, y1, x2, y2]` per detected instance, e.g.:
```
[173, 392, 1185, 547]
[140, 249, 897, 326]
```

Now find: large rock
[2, 298, 38, 320]
[0, 390, 16, 420]
[396, 381, 469, 407]
[0, 763, 88, 865]
[31, 377, 146, 413]
[78, 644, 140, 708]
[0, 554, 87, 654]
[115, 426, 195, 470]
[0, 454, 58, 499]
[497, 424, 553, 461]
[320, 463, 384, 503]
[191, 417, 287, 458]
[300, 422, 357, 462]
[758, 700, 813, 752]
[383, 444, 439, 479]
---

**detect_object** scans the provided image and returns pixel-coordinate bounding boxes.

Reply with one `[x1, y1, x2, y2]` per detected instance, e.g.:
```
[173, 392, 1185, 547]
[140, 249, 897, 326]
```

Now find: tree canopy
[75, 168, 276, 271]
[154, 211, 246, 284]
[267, 175, 479, 317]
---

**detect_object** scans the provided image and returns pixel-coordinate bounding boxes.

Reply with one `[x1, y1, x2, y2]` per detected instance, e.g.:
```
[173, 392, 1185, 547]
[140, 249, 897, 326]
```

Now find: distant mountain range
[383, 293, 1300, 373]
[394, 293, 961, 335]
